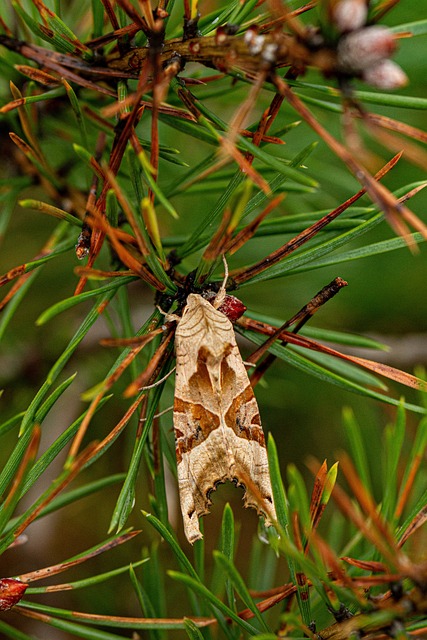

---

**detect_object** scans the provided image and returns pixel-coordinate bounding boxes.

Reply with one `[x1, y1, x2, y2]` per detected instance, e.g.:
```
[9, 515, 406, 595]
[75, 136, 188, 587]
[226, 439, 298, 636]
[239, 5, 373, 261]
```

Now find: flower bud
[333, 0, 368, 33]
[362, 59, 408, 89]
[0, 578, 28, 611]
[203, 292, 247, 322]
[337, 26, 396, 73]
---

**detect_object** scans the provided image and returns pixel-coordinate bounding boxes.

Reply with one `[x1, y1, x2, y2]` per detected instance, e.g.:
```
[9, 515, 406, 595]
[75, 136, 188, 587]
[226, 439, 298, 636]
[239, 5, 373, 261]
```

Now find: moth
[173, 293, 276, 543]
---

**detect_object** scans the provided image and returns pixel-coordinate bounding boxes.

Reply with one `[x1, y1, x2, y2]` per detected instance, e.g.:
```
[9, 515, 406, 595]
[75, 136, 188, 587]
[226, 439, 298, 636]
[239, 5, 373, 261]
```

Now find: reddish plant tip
[75, 226, 92, 260]
[0, 578, 28, 611]
[218, 294, 247, 322]
[218, 294, 247, 321]
[203, 291, 247, 322]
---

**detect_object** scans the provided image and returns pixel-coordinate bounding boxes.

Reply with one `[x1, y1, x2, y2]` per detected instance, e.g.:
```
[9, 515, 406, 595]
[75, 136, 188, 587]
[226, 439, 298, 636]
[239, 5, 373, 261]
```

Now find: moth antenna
[213, 254, 229, 309]
[139, 404, 173, 422]
[138, 367, 176, 391]
[157, 305, 180, 324]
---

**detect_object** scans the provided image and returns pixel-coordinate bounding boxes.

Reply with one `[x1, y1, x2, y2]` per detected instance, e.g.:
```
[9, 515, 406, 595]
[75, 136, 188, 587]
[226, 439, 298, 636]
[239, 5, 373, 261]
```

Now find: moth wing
[173, 294, 276, 543]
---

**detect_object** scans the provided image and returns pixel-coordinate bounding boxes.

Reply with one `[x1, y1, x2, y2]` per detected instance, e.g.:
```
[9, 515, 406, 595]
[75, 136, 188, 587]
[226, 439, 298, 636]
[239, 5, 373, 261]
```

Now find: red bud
[0, 578, 28, 611]
[204, 292, 247, 322]
[217, 294, 247, 322]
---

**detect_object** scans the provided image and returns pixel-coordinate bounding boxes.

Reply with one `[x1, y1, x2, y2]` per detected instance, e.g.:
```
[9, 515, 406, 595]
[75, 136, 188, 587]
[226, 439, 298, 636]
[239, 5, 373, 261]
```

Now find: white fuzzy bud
[333, 0, 368, 33]
[362, 59, 408, 89]
[244, 29, 265, 56]
[262, 43, 278, 64]
[337, 26, 396, 73]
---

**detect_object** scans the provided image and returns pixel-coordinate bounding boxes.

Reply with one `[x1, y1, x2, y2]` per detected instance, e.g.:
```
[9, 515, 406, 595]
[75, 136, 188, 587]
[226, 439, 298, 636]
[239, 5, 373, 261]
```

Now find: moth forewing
[173, 293, 276, 544]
